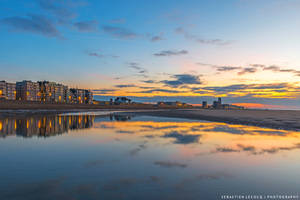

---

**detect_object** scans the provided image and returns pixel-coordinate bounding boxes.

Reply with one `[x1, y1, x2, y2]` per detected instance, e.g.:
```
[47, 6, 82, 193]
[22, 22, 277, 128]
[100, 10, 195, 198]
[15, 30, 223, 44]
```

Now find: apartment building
[6, 82, 16, 100]
[64, 86, 73, 103]
[39, 81, 68, 103]
[16, 81, 40, 101]
[1, 80, 93, 104]
[0, 81, 16, 100]
[84, 90, 93, 104]
[70, 88, 85, 104]
[0, 81, 6, 99]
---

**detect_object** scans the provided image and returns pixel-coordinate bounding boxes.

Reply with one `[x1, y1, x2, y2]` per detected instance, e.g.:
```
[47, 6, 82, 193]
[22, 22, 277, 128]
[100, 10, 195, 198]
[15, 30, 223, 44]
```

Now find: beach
[125, 109, 300, 131]
[1, 100, 300, 131]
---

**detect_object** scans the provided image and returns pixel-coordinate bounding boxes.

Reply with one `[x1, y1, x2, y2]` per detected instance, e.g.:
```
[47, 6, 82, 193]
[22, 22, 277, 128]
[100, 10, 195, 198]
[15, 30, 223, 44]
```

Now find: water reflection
[0, 113, 300, 200]
[93, 116, 300, 157]
[0, 115, 95, 138]
[1, 113, 300, 156]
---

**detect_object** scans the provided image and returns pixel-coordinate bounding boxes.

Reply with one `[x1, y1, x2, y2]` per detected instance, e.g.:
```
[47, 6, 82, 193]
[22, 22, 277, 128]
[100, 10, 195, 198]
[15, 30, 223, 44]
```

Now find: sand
[127, 109, 300, 131]
[1, 100, 300, 130]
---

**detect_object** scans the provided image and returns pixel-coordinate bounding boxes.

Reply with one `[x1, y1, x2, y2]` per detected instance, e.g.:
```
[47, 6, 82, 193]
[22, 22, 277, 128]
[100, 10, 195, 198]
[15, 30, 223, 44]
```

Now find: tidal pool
[0, 112, 299, 200]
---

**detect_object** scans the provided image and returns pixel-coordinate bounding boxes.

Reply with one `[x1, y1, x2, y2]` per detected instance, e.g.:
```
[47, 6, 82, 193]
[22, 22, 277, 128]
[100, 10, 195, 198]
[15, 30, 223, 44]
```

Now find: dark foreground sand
[126, 109, 300, 131]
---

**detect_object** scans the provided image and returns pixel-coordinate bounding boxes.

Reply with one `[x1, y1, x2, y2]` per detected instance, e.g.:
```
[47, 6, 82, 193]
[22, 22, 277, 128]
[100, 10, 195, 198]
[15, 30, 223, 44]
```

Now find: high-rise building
[16, 81, 40, 101]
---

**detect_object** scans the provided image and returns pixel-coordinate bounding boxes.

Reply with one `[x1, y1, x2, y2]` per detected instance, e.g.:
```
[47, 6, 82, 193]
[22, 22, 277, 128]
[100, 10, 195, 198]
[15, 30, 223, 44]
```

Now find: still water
[0, 112, 299, 200]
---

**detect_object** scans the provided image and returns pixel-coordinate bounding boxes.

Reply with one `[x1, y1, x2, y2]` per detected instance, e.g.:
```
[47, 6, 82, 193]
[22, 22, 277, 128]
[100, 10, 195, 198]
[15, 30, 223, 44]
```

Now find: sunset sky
[1, 0, 300, 109]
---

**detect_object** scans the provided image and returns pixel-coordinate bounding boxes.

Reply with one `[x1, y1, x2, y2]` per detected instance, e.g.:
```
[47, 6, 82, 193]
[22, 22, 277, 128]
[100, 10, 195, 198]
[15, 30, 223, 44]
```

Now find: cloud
[260, 143, 300, 154]
[214, 143, 300, 155]
[116, 130, 135, 134]
[216, 147, 240, 153]
[102, 25, 137, 39]
[251, 64, 300, 77]
[154, 161, 187, 168]
[163, 131, 202, 144]
[141, 80, 156, 84]
[202, 83, 291, 94]
[86, 51, 118, 59]
[237, 144, 256, 152]
[1, 14, 61, 38]
[175, 27, 232, 46]
[74, 20, 98, 32]
[199, 62, 300, 77]
[127, 62, 148, 76]
[87, 52, 104, 58]
[129, 142, 147, 156]
[238, 67, 257, 75]
[253, 130, 288, 136]
[161, 74, 202, 87]
[139, 89, 181, 94]
[217, 66, 242, 72]
[197, 62, 242, 72]
[153, 50, 188, 56]
[196, 62, 219, 67]
[38, 0, 78, 24]
[93, 89, 116, 94]
[251, 83, 289, 89]
[114, 84, 136, 88]
[108, 18, 126, 24]
[204, 125, 247, 135]
[128, 62, 140, 70]
[150, 35, 164, 42]
[141, 125, 179, 130]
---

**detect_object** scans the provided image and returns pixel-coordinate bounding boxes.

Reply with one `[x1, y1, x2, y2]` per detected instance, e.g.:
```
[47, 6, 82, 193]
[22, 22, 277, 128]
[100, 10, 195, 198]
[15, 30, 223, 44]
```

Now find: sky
[1, 0, 300, 109]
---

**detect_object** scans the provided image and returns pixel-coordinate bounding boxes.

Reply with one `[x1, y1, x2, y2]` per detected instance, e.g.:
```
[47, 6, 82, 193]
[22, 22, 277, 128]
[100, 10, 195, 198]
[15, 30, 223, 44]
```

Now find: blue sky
[1, 0, 300, 109]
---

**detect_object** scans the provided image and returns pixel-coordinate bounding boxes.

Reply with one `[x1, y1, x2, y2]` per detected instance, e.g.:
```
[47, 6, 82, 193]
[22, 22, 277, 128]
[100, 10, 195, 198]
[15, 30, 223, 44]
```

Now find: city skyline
[1, 0, 300, 109]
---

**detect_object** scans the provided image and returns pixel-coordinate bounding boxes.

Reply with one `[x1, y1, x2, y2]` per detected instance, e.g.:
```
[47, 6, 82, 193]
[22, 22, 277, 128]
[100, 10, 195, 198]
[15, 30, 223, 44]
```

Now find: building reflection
[0, 115, 95, 138]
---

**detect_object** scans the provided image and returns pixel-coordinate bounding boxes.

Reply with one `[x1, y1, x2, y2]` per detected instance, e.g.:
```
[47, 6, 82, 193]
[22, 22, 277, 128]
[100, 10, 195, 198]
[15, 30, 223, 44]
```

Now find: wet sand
[127, 109, 300, 131]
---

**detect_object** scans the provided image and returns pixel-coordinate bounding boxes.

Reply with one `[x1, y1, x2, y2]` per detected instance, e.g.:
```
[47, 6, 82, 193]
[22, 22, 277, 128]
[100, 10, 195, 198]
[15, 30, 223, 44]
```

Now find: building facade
[16, 81, 40, 101]
[70, 89, 85, 104]
[39, 81, 69, 103]
[0, 81, 16, 100]
[84, 90, 93, 104]
[1, 80, 93, 104]
[6, 82, 16, 100]
[69, 89, 93, 104]
[0, 81, 6, 99]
